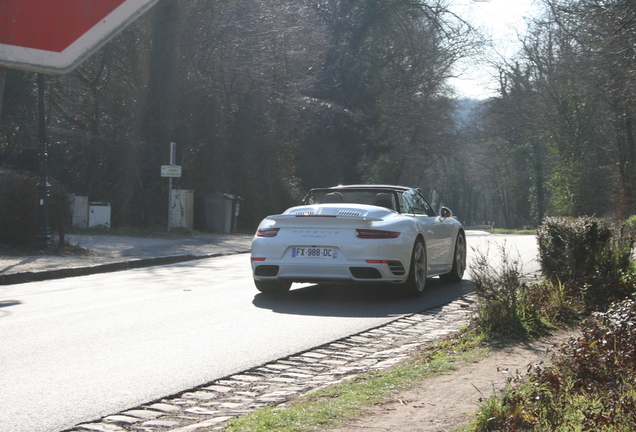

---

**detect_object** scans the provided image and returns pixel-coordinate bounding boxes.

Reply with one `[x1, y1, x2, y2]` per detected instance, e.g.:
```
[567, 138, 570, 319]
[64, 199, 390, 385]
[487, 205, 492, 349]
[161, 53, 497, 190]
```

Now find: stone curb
[0, 250, 251, 286]
[64, 293, 477, 432]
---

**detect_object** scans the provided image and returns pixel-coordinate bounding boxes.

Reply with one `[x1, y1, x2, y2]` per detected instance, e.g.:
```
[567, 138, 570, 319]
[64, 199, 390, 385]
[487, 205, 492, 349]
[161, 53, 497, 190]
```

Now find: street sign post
[164, 142, 180, 233]
[0, 0, 160, 74]
[0, 67, 5, 117]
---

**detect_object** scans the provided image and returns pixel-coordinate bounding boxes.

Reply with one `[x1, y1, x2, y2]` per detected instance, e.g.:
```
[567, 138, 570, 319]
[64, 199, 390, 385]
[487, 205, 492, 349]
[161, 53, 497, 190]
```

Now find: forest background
[1, 0, 635, 235]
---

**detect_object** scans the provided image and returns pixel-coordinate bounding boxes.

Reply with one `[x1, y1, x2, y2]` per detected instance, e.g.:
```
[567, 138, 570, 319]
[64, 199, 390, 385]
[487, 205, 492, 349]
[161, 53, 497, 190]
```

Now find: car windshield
[302, 188, 437, 216]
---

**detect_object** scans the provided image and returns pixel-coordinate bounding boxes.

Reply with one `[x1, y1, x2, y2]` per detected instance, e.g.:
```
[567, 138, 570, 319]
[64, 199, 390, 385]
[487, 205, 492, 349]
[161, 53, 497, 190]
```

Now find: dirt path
[321, 329, 577, 432]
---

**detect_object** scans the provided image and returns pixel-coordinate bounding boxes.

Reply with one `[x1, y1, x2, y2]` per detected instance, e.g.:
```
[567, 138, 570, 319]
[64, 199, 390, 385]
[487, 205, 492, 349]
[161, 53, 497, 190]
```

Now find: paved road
[0, 232, 538, 432]
[467, 231, 540, 274]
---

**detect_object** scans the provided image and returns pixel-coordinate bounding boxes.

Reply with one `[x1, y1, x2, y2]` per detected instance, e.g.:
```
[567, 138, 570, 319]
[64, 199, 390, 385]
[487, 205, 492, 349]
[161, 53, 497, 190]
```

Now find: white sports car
[250, 185, 466, 296]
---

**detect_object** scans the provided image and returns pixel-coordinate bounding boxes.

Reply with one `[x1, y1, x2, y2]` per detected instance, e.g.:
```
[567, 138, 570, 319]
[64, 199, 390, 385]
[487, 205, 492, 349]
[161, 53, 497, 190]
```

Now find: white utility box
[88, 202, 111, 228]
[171, 189, 194, 230]
[72, 195, 89, 228]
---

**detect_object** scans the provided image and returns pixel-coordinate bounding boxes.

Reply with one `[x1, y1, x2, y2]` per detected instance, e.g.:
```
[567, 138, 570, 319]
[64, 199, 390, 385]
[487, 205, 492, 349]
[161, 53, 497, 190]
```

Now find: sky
[448, 0, 541, 99]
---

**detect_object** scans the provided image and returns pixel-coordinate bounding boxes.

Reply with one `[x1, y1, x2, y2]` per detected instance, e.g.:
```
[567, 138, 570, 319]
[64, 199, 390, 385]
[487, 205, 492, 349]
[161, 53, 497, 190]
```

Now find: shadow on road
[0, 300, 21, 308]
[0, 300, 22, 319]
[252, 278, 473, 318]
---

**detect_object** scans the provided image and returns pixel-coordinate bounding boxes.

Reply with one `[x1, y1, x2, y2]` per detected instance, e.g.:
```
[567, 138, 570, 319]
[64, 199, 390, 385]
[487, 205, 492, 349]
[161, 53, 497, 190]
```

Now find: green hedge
[537, 216, 635, 282]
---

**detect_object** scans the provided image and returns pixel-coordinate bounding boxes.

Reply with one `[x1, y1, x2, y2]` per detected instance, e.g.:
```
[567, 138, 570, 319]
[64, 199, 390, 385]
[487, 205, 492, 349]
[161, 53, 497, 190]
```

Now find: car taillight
[356, 229, 400, 239]
[256, 228, 280, 237]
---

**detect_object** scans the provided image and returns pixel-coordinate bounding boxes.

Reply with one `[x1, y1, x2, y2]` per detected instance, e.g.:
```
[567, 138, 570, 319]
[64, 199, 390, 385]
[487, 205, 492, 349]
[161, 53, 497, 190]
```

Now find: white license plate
[292, 247, 338, 259]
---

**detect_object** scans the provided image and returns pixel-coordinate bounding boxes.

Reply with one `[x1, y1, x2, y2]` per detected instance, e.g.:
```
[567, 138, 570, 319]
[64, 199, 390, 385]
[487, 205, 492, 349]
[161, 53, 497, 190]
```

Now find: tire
[440, 232, 466, 283]
[403, 238, 427, 297]
[254, 279, 292, 294]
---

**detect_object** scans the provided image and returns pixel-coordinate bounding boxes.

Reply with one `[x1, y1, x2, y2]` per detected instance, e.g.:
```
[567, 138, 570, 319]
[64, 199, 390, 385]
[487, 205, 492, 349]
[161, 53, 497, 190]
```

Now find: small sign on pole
[161, 165, 182, 177]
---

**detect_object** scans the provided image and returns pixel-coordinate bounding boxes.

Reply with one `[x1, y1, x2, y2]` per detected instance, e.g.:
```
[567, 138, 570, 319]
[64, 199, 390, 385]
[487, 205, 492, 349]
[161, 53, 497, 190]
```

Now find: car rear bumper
[252, 260, 408, 284]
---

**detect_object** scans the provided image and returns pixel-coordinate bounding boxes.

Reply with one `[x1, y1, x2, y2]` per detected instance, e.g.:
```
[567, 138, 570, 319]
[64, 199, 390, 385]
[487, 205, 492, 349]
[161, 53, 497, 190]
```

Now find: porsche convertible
[250, 185, 466, 296]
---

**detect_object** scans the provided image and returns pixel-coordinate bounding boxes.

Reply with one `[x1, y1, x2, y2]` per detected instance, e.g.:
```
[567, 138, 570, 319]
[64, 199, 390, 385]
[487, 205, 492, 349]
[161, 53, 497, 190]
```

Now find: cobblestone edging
[65, 293, 477, 432]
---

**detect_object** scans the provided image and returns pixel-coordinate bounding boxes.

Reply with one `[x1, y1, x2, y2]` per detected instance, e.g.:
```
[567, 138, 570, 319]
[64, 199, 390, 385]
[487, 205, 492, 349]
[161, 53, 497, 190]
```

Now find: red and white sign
[0, 0, 159, 74]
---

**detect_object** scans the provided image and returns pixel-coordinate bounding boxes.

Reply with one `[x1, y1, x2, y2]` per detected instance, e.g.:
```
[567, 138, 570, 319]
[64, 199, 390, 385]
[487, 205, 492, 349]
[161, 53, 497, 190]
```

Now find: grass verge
[217, 327, 488, 432]
[492, 228, 536, 235]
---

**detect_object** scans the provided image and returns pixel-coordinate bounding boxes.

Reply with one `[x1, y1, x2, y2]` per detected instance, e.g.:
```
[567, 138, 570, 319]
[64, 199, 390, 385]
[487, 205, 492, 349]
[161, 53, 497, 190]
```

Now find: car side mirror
[440, 207, 452, 218]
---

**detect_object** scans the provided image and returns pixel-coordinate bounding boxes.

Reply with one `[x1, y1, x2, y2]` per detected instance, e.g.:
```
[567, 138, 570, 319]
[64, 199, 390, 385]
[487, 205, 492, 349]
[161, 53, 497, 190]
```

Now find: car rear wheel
[254, 279, 292, 294]
[440, 232, 466, 283]
[404, 238, 427, 297]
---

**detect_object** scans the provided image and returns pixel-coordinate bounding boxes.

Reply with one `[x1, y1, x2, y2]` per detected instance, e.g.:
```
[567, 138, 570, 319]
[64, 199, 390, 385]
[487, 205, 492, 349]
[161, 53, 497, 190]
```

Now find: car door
[400, 190, 448, 273]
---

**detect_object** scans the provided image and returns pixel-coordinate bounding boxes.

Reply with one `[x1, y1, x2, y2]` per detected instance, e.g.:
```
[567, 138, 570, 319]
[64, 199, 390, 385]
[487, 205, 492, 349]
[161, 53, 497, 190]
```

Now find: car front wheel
[440, 232, 466, 283]
[404, 238, 427, 297]
[254, 279, 292, 294]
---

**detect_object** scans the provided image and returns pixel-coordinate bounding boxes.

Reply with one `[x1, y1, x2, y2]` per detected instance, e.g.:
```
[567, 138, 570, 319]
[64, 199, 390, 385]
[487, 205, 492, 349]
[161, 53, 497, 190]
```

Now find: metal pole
[36, 73, 51, 249]
[167, 142, 176, 234]
[168, 177, 172, 234]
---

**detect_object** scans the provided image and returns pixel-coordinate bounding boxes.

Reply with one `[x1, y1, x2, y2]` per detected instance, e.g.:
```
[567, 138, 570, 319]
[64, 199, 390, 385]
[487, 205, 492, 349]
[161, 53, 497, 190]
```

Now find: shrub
[577, 271, 636, 312]
[470, 242, 554, 338]
[0, 168, 70, 248]
[537, 216, 634, 283]
[558, 298, 636, 387]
